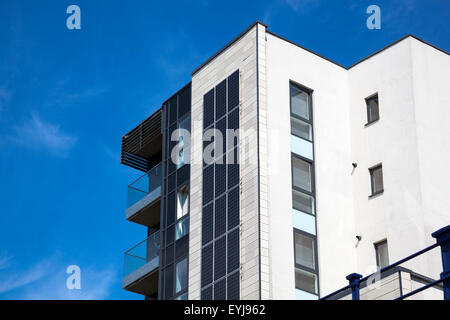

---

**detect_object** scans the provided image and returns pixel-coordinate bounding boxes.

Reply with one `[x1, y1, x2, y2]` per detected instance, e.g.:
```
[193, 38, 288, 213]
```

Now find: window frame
[374, 239, 389, 269]
[369, 163, 384, 197]
[289, 81, 314, 142]
[293, 228, 319, 296]
[365, 93, 380, 126]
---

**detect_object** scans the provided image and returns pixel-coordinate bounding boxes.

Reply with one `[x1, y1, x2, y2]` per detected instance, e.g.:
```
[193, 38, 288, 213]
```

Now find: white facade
[188, 22, 450, 300]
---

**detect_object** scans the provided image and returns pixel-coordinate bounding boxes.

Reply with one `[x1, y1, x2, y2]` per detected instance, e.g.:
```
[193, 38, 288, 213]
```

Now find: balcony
[123, 231, 160, 296]
[126, 163, 162, 227]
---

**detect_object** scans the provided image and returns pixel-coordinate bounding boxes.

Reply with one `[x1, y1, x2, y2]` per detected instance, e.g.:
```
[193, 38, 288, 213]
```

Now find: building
[120, 21, 450, 300]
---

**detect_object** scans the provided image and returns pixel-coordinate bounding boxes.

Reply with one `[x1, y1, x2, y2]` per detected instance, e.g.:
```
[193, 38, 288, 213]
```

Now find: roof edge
[191, 21, 267, 76]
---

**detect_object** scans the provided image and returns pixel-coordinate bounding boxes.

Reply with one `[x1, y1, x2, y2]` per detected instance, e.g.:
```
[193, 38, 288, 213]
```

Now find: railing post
[346, 273, 363, 300]
[432, 225, 450, 300]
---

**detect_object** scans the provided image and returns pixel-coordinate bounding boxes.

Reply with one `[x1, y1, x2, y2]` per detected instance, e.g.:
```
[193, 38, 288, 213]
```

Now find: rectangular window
[290, 83, 311, 121]
[291, 117, 312, 141]
[292, 189, 315, 215]
[175, 216, 189, 240]
[295, 233, 315, 269]
[375, 240, 389, 269]
[366, 94, 379, 124]
[294, 230, 318, 295]
[292, 156, 313, 192]
[175, 258, 188, 293]
[369, 164, 384, 196]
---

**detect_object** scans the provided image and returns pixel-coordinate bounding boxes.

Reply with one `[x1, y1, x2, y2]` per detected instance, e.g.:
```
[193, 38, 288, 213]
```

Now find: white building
[120, 21, 450, 300]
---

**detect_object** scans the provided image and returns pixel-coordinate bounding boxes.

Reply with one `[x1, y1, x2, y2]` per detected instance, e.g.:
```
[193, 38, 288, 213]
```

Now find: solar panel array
[201, 70, 240, 300]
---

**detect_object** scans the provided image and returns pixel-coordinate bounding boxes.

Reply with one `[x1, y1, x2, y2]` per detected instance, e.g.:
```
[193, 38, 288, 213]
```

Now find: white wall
[348, 37, 450, 282]
[265, 33, 357, 299]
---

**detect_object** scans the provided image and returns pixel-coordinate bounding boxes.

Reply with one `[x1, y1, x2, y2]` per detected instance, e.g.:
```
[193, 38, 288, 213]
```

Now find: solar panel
[201, 243, 213, 287]
[227, 228, 239, 273]
[203, 88, 215, 129]
[214, 236, 226, 281]
[214, 195, 226, 238]
[215, 79, 227, 121]
[227, 272, 240, 300]
[214, 278, 226, 300]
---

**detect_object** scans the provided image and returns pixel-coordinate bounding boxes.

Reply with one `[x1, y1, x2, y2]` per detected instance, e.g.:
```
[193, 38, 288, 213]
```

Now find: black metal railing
[320, 225, 450, 300]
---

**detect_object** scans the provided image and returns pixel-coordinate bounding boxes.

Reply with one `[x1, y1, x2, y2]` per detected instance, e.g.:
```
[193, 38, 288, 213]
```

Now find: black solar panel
[215, 117, 226, 159]
[214, 236, 226, 281]
[214, 162, 226, 197]
[228, 163, 239, 189]
[201, 286, 213, 300]
[203, 88, 215, 129]
[202, 203, 214, 245]
[215, 79, 226, 121]
[227, 71, 239, 112]
[227, 187, 239, 230]
[214, 195, 226, 238]
[227, 272, 240, 300]
[201, 244, 213, 287]
[227, 228, 239, 273]
[203, 164, 214, 205]
[214, 278, 226, 300]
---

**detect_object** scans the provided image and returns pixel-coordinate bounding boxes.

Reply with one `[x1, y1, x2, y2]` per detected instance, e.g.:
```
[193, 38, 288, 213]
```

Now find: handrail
[395, 274, 450, 300]
[127, 162, 161, 188]
[124, 229, 160, 255]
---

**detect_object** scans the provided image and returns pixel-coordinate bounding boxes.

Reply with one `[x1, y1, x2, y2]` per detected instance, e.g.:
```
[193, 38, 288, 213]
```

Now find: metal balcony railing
[127, 163, 162, 209]
[123, 230, 160, 278]
[320, 225, 450, 300]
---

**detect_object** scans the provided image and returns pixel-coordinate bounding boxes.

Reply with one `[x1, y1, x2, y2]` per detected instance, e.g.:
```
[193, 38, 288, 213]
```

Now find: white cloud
[284, 0, 316, 12]
[0, 252, 12, 271]
[0, 255, 118, 300]
[9, 113, 77, 157]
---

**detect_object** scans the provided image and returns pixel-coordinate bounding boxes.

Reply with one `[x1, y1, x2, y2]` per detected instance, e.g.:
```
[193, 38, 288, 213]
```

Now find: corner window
[369, 164, 384, 196]
[292, 156, 313, 193]
[294, 230, 318, 294]
[375, 240, 389, 269]
[365, 94, 379, 125]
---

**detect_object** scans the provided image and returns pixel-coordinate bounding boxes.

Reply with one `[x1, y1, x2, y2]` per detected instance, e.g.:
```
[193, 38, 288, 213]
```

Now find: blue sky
[0, 0, 448, 299]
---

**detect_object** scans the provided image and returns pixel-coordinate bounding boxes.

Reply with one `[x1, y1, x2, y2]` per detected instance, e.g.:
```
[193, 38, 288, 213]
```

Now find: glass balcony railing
[123, 231, 160, 278]
[127, 163, 162, 208]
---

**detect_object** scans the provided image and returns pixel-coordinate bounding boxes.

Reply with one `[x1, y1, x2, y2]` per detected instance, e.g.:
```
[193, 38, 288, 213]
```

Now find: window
[290, 84, 310, 120]
[177, 185, 189, 220]
[290, 83, 313, 141]
[292, 189, 315, 215]
[175, 258, 188, 293]
[375, 240, 389, 269]
[292, 156, 313, 192]
[295, 233, 315, 269]
[365, 94, 379, 124]
[291, 117, 312, 141]
[369, 164, 384, 196]
[175, 216, 189, 240]
[294, 230, 318, 294]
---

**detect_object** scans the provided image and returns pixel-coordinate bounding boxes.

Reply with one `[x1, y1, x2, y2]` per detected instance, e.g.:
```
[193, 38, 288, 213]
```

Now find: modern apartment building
[120, 21, 450, 300]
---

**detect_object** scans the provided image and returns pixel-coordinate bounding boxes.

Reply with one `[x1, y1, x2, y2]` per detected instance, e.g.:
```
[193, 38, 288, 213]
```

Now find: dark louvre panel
[178, 83, 191, 118]
[215, 79, 227, 121]
[214, 162, 226, 197]
[165, 244, 174, 266]
[214, 237, 226, 281]
[202, 203, 214, 245]
[227, 272, 240, 300]
[214, 278, 226, 300]
[164, 264, 174, 300]
[168, 173, 176, 193]
[201, 244, 213, 287]
[228, 187, 239, 230]
[227, 228, 239, 273]
[201, 286, 213, 300]
[167, 192, 176, 226]
[227, 71, 239, 112]
[203, 164, 214, 205]
[167, 224, 175, 245]
[169, 96, 178, 125]
[177, 164, 190, 187]
[175, 235, 189, 260]
[214, 195, 226, 238]
[203, 88, 215, 129]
